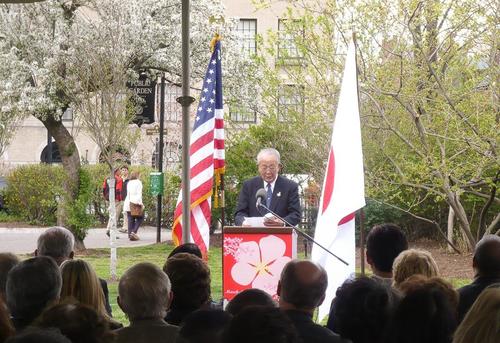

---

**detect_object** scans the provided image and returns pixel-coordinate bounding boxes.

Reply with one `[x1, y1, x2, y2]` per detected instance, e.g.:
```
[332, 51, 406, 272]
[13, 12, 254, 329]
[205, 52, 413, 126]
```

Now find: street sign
[150, 172, 164, 196]
[146, 125, 168, 135]
[128, 73, 156, 126]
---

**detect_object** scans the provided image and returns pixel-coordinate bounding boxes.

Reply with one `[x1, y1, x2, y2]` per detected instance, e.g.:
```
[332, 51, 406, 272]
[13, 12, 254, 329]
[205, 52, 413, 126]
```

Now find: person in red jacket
[103, 169, 124, 238]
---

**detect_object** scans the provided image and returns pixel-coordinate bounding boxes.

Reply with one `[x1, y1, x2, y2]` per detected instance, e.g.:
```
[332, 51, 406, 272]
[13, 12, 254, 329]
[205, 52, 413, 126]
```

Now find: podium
[222, 226, 297, 302]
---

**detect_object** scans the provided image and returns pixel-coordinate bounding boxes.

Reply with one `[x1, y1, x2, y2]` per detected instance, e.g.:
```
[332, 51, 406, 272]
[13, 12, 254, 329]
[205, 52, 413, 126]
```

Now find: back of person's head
[6, 256, 62, 326]
[168, 243, 203, 259]
[452, 287, 500, 343]
[130, 171, 140, 180]
[328, 276, 398, 343]
[0, 253, 19, 301]
[392, 249, 439, 289]
[36, 227, 74, 265]
[222, 306, 300, 343]
[399, 275, 459, 311]
[473, 235, 500, 277]
[119, 262, 172, 321]
[226, 288, 276, 316]
[390, 276, 458, 343]
[366, 223, 408, 274]
[5, 328, 71, 343]
[0, 298, 15, 343]
[35, 302, 115, 343]
[163, 253, 211, 311]
[278, 259, 327, 310]
[178, 309, 232, 343]
[60, 259, 108, 318]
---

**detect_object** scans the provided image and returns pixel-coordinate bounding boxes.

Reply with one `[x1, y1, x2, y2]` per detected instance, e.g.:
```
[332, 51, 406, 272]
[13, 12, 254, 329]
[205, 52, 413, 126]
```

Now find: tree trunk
[108, 174, 118, 281]
[40, 115, 84, 249]
[447, 205, 455, 253]
[447, 192, 476, 251]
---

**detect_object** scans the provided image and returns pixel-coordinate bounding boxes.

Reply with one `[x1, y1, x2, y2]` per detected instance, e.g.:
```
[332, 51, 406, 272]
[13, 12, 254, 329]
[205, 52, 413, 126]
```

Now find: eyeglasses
[259, 164, 278, 171]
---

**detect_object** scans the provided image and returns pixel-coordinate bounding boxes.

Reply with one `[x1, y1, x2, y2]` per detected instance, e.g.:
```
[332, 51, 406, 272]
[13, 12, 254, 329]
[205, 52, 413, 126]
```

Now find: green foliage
[4, 164, 66, 225]
[2, 164, 182, 230]
[250, 0, 499, 244]
[0, 211, 22, 222]
[66, 168, 95, 242]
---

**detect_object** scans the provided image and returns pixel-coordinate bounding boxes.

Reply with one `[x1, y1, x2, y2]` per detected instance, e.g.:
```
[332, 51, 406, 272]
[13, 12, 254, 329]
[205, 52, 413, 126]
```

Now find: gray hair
[256, 148, 280, 164]
[6, 256, 62, 323]
[37, 227, 75, 260]
[119, 262, 172, 320]
[280, 259, 327, 309]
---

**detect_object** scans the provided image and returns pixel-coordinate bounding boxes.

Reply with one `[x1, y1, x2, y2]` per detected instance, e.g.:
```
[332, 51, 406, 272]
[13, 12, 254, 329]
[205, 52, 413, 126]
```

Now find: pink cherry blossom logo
[230, 235, 291, 295]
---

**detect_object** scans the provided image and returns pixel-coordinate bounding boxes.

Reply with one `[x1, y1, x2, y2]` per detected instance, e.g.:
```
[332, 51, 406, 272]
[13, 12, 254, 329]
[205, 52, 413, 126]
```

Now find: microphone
[255, 188, 267, 209]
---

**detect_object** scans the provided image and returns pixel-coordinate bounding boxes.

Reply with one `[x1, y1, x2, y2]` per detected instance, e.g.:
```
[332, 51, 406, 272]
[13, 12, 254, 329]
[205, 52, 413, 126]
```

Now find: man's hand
[264, 215, 284, 227]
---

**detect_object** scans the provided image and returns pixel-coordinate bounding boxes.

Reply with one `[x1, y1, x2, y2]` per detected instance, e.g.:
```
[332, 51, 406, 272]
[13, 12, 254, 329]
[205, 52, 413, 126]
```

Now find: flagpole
[220, 174, 225, 229]
[352, 32, 366, 275]
[177, 0, 195, 243]
[359, 208, 366, 275]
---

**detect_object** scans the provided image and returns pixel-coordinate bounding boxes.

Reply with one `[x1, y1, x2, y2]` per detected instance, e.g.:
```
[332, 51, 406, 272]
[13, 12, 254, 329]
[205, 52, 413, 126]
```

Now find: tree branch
[369, 198, 462, 253]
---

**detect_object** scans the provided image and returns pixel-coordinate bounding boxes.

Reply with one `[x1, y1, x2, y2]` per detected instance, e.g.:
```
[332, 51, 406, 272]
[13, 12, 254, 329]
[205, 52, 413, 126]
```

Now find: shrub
[4, 164, 66, 225]
[66, 168, 95, 241]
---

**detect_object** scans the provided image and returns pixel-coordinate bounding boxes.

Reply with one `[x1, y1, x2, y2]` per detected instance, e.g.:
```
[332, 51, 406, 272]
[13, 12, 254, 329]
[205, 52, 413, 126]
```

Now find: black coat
[457, 275, 500, 322]
[234, 175, 301, 226]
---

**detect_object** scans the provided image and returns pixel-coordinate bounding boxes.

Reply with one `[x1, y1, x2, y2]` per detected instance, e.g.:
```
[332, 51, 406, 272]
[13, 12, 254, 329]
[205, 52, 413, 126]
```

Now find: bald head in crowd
[35, 227, 75, 266]
[118, 262, 172, 321]
[278, 260, 328, 313]
[473, 234, 500, 277]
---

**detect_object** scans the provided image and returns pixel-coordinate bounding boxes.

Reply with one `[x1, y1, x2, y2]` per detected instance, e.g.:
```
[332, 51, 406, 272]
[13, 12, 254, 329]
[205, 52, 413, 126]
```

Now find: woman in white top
[123, 171, 143, 241]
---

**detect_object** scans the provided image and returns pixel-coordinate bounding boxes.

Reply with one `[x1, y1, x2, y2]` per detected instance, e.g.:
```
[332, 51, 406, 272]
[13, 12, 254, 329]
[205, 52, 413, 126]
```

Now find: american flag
[172, 37, 224, 256]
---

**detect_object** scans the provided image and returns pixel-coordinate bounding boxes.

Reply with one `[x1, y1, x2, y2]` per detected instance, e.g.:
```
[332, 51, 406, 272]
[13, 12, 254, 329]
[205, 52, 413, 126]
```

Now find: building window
[278, 19, 304, 62]
[236, 19, 257, 57]
[278, 85, 304, 121]
[229, 103, 256, 123]
[162, 83, 182, 122]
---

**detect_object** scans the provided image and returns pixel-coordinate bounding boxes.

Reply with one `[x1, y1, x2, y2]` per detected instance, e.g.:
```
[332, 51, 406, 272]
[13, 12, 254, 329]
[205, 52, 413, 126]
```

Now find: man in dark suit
[457, 234, 500, 322]
[116, 263, 178, 343]
[278, 260, 348, 343]
[234, 148, 301, 227]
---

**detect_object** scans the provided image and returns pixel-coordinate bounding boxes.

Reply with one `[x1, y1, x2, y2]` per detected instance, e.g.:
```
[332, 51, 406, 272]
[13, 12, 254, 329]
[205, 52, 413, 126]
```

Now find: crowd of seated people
[0, 225, 499, 343]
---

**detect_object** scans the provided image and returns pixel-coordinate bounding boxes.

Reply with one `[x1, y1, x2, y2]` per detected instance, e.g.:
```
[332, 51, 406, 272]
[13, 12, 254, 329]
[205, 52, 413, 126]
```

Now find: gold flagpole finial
[210, 33, 221, 52]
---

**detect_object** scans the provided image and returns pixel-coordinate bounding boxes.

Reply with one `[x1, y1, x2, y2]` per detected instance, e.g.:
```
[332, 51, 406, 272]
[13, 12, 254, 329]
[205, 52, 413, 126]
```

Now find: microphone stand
[257, 202, 348, 266]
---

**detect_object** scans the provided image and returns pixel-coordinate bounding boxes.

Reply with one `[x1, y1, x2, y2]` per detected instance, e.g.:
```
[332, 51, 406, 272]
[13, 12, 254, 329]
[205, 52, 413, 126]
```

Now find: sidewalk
[0, 225, 172, 254]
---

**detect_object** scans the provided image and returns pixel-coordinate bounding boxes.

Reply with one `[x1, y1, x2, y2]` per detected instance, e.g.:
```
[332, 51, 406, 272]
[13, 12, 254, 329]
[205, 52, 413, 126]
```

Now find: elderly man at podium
[234, 148, 301, 227]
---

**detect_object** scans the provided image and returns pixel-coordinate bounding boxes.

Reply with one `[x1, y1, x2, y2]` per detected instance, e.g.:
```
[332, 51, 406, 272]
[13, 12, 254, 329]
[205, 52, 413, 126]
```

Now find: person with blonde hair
[453, 286, 500, 343]
[392, 249, 439, 290]
[60, 259, 122, 329]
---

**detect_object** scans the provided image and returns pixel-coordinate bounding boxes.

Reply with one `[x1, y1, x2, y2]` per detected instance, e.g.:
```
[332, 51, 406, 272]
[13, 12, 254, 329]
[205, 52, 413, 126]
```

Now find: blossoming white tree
[0, 0, 252, 246]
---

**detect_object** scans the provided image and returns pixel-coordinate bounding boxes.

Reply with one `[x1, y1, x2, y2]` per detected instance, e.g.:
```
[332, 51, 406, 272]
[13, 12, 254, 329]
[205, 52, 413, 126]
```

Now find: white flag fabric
[311, 41, 365, 321]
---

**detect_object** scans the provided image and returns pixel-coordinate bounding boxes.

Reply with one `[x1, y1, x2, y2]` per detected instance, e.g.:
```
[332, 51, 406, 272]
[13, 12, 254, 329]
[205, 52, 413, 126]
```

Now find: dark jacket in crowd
[457, 275, 500, 322]
[99, 278, 112, 316]
[114, 318, 179, 343]
[284, 309, 349, 343]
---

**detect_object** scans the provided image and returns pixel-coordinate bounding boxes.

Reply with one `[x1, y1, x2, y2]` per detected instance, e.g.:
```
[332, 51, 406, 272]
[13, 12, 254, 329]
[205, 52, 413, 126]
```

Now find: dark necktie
[266, 183, 272, 208]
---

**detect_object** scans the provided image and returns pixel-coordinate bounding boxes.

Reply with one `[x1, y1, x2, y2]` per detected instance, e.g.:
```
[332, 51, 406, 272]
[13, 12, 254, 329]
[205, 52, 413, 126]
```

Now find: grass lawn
[76, 242, 472, 325]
